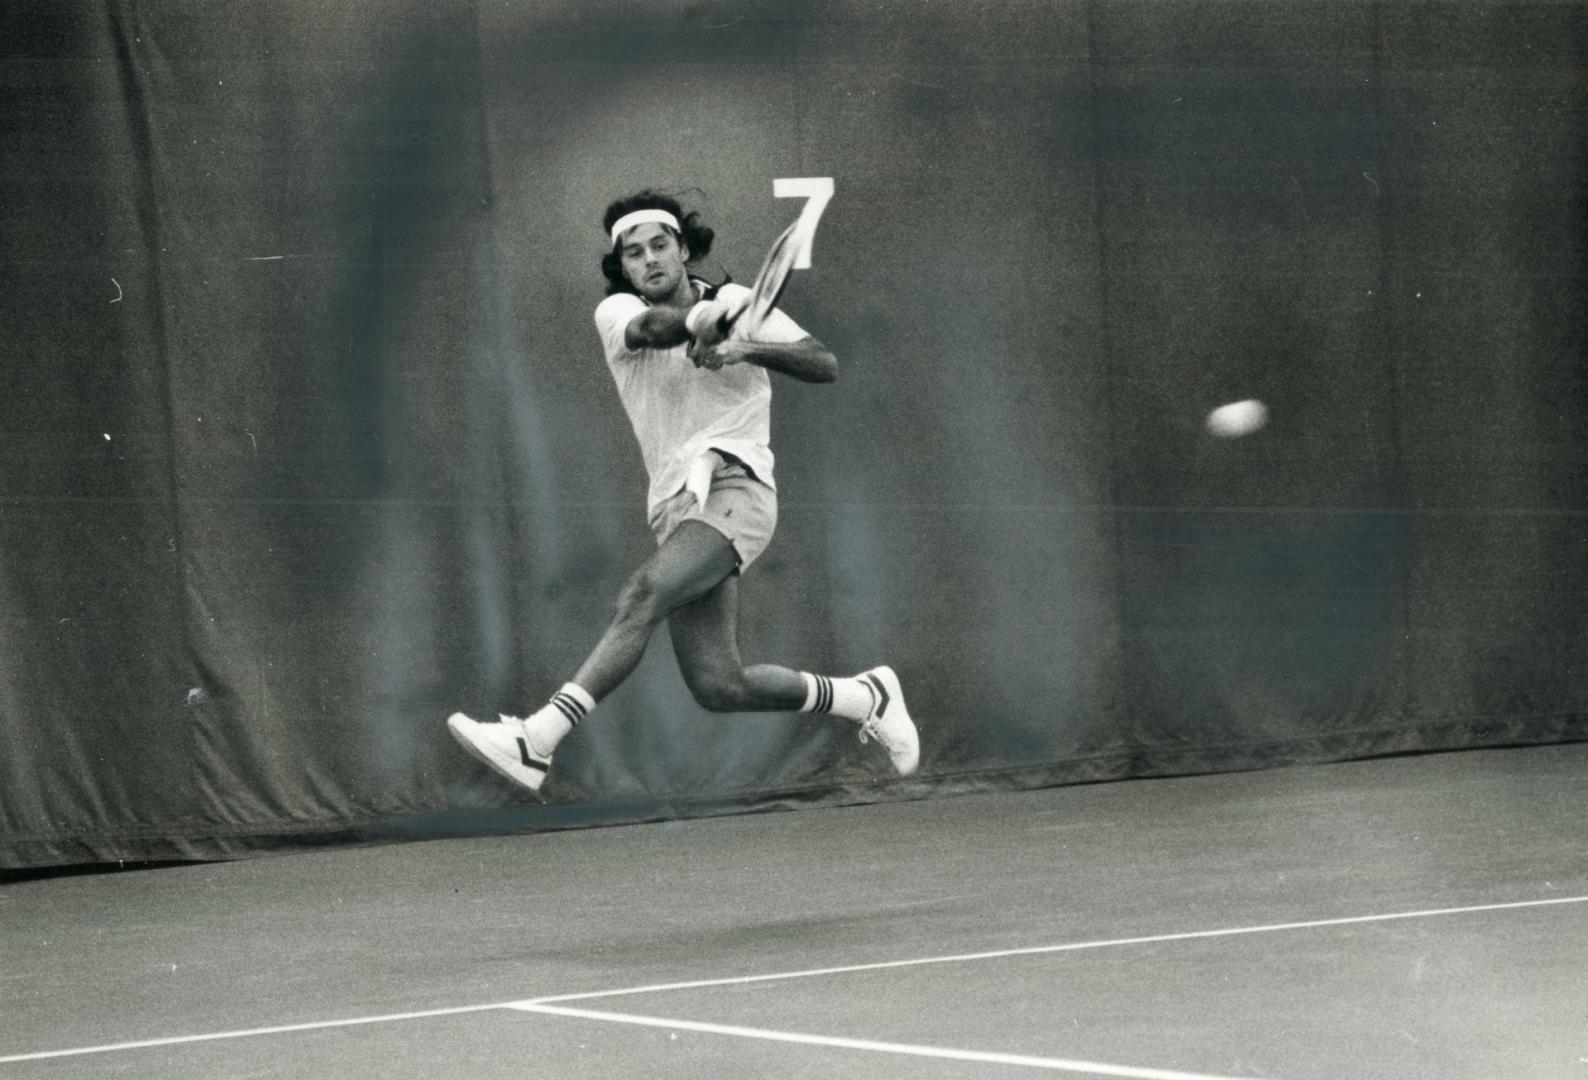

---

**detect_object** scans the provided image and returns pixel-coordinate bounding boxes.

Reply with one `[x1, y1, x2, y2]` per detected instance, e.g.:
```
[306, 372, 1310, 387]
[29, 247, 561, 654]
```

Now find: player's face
[618, 222, 690, 300]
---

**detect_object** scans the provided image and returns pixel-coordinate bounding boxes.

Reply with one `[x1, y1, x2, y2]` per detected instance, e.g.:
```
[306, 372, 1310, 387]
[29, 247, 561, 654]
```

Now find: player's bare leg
[668, 573, 806, 712]
[447, 521, 735, 792]
[669, 568, 919, 775]
[449, 520, 917, 792]
[572, 521, 739, 701]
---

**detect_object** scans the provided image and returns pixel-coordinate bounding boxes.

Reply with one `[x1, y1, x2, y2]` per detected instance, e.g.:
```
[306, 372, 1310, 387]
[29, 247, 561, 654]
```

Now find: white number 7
[773, 177, 834, 270]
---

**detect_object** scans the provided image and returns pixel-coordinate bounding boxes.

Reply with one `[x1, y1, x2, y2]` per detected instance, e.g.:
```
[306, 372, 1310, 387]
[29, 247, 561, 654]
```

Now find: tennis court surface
[4, 742, 1585, 1079]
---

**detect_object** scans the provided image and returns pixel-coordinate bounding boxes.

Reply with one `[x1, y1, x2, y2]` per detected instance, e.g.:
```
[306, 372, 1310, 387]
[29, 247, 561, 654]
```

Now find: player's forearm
[738, 338, 838, 384]
[624, 307, 691, 350]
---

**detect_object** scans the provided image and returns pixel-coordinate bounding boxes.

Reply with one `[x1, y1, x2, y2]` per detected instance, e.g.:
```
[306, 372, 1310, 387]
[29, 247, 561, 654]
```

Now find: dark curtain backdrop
[3, 1, 1584, 868]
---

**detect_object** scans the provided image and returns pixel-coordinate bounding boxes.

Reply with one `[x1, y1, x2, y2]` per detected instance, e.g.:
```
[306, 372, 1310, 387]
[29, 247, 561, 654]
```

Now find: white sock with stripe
[524, 682, 595, 755]
[799, 672, 876, 722]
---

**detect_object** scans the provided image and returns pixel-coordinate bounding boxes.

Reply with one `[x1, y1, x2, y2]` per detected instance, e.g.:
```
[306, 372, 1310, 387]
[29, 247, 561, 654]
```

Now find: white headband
[609, 208, 680, 246]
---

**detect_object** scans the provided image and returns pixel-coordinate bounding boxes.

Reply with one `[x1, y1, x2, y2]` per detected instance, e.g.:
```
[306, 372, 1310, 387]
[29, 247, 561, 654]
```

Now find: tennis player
[446, 190, 918, 794]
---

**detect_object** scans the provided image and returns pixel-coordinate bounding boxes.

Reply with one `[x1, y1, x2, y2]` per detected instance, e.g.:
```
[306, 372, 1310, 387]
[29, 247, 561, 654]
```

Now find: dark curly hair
[600, 190, 715, 296]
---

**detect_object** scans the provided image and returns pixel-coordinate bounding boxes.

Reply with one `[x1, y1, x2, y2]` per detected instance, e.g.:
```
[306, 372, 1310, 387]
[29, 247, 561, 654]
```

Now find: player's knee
[609, 574, 654, 625]
[688, 669, 751, 712]
[612, 572, 667, 627]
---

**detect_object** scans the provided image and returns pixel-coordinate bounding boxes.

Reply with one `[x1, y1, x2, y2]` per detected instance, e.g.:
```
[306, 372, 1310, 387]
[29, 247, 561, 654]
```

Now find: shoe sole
[446, 713, 548, 795]
[864, 666, 919, 776]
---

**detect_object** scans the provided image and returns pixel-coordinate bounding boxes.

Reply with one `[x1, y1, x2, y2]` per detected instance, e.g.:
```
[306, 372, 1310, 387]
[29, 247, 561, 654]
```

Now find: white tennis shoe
[446, 712, 552, 794]
[856, 666, 919, 776]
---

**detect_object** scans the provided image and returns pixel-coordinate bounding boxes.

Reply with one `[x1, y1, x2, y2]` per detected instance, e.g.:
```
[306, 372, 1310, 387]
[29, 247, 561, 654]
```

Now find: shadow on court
[3, 743, 1585, 1079]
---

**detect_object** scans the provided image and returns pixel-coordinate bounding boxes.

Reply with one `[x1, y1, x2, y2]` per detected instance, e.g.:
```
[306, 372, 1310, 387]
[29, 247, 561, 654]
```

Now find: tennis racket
[725, 177, 833, 336]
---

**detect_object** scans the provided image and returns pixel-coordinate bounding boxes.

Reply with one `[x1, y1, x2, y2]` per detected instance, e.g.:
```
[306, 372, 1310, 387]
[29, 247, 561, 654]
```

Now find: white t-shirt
[593, 281, 809, 518]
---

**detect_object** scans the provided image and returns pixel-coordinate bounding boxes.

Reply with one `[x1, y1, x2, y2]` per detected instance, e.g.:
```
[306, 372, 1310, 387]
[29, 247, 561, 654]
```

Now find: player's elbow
[814, 349, 839, 383]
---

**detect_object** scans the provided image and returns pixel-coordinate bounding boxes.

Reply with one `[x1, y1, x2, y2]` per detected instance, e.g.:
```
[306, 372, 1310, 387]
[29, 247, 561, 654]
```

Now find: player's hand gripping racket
[724, 177, 834, 336]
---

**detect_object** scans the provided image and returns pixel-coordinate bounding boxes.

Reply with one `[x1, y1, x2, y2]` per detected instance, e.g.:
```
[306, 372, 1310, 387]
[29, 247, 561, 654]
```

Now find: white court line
[515, 893, 1588, 1005]
[4, 893, 1583, 1064]
[0, 1005, 503, 1064]
[514, 1002, 1280, 1080]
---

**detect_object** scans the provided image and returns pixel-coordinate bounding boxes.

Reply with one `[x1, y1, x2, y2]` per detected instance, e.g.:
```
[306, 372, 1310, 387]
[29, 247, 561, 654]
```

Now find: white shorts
[648, 460, 777, 571]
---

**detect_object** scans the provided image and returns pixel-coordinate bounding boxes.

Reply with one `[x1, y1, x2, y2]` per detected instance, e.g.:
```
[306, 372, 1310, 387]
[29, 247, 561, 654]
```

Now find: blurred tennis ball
[1206, 399, 1269, 438]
